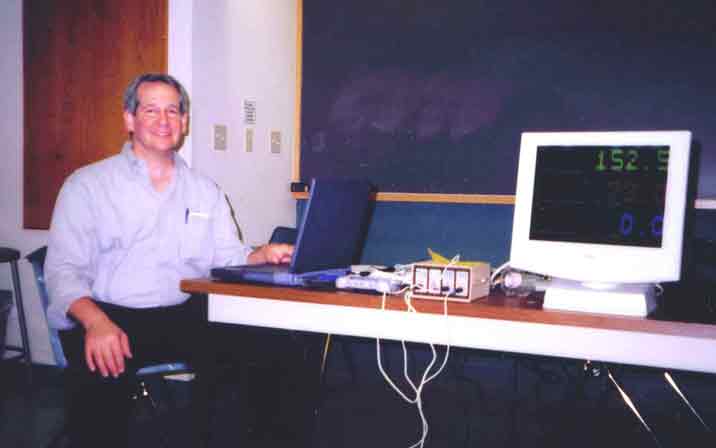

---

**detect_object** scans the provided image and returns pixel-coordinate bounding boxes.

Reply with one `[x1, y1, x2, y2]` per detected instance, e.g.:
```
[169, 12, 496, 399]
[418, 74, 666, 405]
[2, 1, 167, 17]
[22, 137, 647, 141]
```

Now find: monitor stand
[542, 279, 656, 317]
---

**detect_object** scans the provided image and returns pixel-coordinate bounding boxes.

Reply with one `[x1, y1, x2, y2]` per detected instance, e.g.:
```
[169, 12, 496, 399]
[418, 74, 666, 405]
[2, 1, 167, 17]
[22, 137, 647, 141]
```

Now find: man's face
[123, 81, 188, 157]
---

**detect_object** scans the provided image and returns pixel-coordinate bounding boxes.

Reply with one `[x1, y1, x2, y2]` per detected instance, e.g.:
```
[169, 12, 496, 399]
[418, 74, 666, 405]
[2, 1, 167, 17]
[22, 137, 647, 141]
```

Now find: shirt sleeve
[45, 175, 97, 330]
[210, 190, 253, 268]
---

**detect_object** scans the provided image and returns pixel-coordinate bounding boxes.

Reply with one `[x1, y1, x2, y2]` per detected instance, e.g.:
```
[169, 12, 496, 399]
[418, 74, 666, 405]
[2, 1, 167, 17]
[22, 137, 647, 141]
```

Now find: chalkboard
[299, 0, 716, 199]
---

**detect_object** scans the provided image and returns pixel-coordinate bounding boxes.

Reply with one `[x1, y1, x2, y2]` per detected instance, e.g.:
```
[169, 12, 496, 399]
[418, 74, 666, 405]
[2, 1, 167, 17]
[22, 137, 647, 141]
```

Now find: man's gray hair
[123, 73, 190, 115]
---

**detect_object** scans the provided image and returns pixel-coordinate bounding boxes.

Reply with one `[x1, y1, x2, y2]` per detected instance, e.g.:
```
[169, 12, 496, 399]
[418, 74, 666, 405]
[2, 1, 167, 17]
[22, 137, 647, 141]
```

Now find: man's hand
[248, 243, 294, 265]
[68, 297, 133, 378]
[84, 316, 132, 378]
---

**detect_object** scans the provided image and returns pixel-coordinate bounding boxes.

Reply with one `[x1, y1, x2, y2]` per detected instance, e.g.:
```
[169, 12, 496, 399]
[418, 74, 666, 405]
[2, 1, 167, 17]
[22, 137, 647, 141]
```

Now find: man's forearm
[67, 297, 111, 330]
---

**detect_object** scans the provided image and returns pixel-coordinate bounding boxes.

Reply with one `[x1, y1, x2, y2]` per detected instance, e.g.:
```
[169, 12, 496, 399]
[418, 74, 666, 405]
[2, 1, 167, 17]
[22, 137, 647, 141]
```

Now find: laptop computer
[210, 178, 373, 287]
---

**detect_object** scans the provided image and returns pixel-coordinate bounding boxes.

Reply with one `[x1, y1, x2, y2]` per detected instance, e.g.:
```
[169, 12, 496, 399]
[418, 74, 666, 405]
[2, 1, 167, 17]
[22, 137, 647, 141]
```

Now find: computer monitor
[510, 130, 692, 316]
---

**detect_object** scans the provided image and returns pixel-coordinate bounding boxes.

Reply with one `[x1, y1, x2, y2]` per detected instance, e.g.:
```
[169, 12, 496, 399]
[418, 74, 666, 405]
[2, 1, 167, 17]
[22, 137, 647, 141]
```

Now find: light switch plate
[270, 130, 281, 154]
[245, 128, 254, 152]
[213, 124, 228, 151]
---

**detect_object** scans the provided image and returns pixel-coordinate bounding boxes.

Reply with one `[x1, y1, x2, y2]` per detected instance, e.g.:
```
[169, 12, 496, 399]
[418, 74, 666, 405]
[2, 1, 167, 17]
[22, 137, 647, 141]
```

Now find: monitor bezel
[510, 130, 692, 284]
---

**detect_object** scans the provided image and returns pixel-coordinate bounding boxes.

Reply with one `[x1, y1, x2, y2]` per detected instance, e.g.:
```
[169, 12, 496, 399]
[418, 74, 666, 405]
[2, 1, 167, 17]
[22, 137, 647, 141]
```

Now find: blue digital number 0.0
[619, 212, 634, 236]
[650, 215, 663, 237]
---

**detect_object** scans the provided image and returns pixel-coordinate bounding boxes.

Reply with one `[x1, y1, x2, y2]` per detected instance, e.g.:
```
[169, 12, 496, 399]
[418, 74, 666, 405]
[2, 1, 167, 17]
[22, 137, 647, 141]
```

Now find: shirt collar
[120, 141, 186, 175]
[120, 142, 189, 199]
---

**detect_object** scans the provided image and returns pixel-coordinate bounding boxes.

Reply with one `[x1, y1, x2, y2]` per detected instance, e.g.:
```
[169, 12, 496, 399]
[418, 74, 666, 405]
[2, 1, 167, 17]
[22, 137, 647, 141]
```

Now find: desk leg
[308, 333, 332, 447]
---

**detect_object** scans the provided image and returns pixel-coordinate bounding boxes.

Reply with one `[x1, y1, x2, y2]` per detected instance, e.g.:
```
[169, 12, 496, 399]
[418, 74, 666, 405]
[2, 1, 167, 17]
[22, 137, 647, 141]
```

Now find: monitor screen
[509, 131, 692, 316]
[530, 144, 668, 248]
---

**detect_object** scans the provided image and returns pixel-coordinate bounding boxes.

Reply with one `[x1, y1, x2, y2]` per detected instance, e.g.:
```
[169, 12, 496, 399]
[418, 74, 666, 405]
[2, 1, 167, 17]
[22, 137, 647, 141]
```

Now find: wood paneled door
[23, 0, 168, 229]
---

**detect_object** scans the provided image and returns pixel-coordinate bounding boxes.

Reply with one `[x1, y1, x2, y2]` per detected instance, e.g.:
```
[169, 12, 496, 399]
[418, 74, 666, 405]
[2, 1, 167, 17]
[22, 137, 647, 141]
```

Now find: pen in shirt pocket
[185, 208, 210, 223]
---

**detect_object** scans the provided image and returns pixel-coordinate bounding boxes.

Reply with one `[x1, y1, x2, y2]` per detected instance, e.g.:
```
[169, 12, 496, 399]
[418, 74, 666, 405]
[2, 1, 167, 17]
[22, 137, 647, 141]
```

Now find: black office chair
[268, 226, 298, 246]
[26, 246, 191, 448]
[0, 247, 32, 384]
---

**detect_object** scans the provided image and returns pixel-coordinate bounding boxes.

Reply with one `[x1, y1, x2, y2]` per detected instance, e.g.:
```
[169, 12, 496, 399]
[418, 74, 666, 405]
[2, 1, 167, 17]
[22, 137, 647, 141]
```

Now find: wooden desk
[181, 279, 716, 374]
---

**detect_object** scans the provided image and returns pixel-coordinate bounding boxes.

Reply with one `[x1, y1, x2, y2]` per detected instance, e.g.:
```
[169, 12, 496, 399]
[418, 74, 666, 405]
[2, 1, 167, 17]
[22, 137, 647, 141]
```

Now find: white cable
[376, 256, 455, 448]
[424, 257, 455, 383]
[376, 292, 415, 403]
[490, 260, 511, 284]
[425, 291, 451, 384]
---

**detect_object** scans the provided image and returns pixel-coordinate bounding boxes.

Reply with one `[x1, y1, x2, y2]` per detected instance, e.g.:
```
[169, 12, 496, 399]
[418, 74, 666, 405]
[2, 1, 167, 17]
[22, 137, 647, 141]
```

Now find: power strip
[411, 261, 490, 302]
[336, 274, 403, 294]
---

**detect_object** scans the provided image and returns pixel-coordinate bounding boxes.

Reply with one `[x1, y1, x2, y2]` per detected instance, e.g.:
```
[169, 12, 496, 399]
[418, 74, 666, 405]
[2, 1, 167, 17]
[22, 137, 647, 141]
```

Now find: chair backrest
[0, 247, 21, 264]
[269, 226, 297, 245]
[26, 246, 68, 368]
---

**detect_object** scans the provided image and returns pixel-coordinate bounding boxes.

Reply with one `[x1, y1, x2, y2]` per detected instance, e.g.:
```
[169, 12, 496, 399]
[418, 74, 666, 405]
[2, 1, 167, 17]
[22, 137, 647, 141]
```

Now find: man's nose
[158, 110, 170, 124]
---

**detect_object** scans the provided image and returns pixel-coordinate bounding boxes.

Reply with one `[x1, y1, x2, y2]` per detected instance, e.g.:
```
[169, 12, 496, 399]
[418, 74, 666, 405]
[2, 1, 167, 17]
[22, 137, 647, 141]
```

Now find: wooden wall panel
[23, 0, 168, 229]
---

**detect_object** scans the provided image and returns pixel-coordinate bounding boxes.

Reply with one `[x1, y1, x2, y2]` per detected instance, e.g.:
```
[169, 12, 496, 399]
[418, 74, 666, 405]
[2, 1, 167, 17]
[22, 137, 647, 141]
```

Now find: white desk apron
[207, 292, 716, 375]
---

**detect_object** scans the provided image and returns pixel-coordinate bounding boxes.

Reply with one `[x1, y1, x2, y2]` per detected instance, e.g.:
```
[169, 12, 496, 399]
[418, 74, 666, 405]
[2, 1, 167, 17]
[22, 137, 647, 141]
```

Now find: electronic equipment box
[411, 261, 490, 302]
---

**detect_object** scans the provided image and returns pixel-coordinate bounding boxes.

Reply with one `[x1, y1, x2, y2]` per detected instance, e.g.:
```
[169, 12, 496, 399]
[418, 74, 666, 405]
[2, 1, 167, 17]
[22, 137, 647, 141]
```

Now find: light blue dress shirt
[45, 143, 252, 329]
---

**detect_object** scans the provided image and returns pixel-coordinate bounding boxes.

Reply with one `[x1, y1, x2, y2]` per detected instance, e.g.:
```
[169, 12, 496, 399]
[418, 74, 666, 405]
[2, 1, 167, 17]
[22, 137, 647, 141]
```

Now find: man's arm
[46, 173, 132, 378]
[45, 175, 99, 329]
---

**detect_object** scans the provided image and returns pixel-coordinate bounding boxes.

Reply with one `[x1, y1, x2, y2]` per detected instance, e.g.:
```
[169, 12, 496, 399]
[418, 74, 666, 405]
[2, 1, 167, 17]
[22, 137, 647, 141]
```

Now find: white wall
[0, 0, 53, 364]
[190, 0, 298, 245]
[0, 0, 296, 365]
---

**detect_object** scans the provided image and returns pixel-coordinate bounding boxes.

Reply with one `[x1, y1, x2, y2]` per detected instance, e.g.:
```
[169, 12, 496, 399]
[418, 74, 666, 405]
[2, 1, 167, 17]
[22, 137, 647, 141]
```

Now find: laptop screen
[290, 178, 373, 273]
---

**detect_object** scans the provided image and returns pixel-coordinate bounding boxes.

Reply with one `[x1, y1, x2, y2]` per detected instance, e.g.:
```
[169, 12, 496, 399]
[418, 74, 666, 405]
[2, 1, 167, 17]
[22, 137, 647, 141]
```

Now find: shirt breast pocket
[180, 215, 212, 262]
[96, 221, 124, 254]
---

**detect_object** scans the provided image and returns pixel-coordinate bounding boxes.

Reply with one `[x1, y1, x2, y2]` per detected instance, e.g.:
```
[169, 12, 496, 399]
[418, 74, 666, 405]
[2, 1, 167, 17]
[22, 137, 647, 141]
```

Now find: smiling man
[44, 73, 292, 448]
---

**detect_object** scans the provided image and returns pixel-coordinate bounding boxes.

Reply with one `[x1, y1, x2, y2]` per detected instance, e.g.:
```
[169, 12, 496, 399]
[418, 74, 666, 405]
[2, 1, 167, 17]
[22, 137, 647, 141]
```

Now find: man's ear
[123, 110, 135, 134]
[181, 113, 189, 135]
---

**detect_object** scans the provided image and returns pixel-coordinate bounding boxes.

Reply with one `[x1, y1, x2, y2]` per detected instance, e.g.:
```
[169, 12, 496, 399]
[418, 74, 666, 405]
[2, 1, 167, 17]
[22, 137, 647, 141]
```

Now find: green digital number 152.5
[595, 148, 668, 172]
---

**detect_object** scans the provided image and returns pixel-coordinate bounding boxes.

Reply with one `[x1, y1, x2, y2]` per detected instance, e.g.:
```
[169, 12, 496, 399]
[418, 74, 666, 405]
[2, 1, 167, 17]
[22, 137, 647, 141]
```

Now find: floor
[2, 340, 716, 448]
